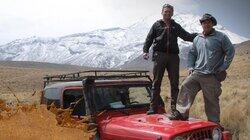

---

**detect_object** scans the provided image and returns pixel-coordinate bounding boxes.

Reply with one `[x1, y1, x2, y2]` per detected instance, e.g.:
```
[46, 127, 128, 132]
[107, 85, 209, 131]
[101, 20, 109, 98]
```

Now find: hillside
[0, 61, 92, 105]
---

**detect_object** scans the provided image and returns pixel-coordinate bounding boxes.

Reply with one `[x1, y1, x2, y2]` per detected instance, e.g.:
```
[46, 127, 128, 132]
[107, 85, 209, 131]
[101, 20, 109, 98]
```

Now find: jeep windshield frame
[44, 70, 153, 116]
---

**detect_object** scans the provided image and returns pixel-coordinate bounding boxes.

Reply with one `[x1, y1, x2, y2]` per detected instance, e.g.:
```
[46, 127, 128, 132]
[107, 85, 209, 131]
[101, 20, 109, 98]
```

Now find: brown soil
[0, 99, 94, 140]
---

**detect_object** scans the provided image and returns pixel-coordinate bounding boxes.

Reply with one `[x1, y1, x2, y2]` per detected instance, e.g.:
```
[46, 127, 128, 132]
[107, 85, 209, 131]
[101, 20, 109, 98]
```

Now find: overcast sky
[0, 0, 249, 45]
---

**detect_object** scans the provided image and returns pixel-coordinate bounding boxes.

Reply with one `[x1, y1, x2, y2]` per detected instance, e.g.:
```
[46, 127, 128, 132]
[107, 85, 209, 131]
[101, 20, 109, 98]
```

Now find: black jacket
[143, 19, 197, 54]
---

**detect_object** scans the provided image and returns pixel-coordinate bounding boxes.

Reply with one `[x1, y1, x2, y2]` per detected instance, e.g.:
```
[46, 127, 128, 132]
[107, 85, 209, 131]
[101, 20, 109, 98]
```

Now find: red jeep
[41, 70, 231, 140]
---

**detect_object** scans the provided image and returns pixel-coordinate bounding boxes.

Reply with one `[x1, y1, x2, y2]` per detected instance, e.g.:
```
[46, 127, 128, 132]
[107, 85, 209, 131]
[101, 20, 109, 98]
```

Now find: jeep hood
[99, 113, 217, 139]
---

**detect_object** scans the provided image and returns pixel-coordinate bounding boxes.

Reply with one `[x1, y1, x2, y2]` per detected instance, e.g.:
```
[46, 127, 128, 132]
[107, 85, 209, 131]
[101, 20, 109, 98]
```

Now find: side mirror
[70, 102, 76, 109]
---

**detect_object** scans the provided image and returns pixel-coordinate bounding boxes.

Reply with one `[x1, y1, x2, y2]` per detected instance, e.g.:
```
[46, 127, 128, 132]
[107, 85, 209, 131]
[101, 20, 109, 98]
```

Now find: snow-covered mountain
[0, 13, 248, 68]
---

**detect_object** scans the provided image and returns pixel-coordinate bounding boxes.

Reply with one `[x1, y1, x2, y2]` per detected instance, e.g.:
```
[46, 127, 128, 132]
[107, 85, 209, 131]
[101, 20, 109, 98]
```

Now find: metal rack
[43, 70, 152, 87]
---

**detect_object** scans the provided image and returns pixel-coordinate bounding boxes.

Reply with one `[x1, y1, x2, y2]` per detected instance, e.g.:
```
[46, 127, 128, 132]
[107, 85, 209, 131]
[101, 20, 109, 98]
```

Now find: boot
[168, 110, 188, 121]
[147, 107, 157, 115]
[170, 105, 177, 115]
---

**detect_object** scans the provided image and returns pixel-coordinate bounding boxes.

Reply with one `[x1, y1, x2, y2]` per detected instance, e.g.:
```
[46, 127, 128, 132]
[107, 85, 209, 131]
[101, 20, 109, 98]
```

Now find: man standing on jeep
[169, 14, 235, 125]
[143, 4, 197, 115]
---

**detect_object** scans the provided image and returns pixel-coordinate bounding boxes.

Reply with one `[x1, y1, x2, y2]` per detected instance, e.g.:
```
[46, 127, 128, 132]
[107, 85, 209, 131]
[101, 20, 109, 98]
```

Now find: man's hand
[216, 67, 224, 73]
[143, 53, 149, 60]
[188, 68, 194, 75]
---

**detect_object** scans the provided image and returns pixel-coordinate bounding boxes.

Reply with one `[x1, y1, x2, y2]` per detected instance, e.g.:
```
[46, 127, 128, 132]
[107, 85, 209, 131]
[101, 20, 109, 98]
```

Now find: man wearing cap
[143, 4, 197, 115]
[169, 14, 235, 125]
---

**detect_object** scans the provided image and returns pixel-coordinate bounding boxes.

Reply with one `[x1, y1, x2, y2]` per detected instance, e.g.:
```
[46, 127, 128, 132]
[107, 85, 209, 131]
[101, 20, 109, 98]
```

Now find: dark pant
[150, 52, 180, 112]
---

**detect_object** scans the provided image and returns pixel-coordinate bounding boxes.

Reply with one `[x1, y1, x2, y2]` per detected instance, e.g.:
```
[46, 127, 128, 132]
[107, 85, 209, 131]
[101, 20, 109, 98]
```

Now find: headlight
[173, 136, 185, 140]
[212, 127, 222, 140]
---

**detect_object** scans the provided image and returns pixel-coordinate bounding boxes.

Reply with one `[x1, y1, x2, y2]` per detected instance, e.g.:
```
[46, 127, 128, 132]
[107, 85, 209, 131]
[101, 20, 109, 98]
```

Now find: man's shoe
[146, 108, 156, 115]
[168, 110, 188, 121]
[218, 124, 225, 131]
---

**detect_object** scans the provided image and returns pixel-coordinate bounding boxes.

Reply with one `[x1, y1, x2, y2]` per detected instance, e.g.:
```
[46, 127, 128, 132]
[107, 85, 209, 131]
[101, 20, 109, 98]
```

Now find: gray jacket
[188, 29, 235, 74]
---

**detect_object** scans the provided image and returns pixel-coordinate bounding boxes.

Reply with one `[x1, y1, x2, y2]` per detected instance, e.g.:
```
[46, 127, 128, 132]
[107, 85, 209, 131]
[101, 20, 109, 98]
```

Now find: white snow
[0, 14, 248, 68]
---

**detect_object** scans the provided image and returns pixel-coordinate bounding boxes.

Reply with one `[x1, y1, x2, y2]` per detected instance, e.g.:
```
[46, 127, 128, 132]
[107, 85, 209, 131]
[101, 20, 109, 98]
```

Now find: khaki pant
[176, 71, 222, 124]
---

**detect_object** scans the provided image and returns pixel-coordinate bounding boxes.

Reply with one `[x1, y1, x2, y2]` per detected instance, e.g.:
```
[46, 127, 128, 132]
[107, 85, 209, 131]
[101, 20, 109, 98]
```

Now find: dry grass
[0, 65, 78, 104]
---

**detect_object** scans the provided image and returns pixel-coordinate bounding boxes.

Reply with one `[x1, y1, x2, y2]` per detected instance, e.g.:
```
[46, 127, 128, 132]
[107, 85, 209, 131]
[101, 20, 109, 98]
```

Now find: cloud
[0, 0, 200, 45]
[163, 0, 199, 13]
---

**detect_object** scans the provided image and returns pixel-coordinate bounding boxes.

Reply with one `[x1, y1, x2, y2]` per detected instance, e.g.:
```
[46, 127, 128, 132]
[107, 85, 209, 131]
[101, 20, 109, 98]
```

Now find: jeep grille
[175, 128, 213, 140]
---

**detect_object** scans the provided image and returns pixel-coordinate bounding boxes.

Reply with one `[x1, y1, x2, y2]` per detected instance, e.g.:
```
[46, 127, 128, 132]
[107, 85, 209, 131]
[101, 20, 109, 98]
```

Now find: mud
[0, 100, 94, 140]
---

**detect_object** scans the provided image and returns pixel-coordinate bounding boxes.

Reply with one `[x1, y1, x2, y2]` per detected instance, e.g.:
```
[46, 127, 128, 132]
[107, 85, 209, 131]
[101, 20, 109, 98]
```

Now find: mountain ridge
[0, 13, 248, 68]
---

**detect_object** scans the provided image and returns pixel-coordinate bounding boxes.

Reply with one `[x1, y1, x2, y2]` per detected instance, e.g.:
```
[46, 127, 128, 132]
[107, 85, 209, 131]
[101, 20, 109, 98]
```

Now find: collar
[202, 28, 215, 37]
[159, 19, 175, 25]
[199, 29, 216, 38]
[158, 19, 177, 30]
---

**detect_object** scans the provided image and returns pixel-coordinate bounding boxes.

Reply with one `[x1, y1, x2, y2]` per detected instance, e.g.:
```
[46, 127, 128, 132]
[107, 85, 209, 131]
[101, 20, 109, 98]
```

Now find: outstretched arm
[177, 24, 197, 42]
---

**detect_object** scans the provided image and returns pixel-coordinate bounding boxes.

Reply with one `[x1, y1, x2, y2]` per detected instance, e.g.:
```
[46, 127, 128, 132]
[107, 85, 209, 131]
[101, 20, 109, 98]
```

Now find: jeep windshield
[93, 85, 151, 112]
